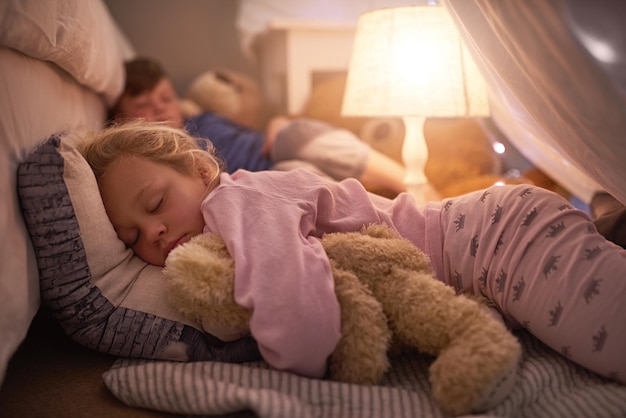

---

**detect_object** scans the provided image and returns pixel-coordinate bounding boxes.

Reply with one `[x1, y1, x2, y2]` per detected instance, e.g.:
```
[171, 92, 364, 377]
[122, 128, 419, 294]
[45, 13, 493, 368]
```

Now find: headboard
[0, 0, 131, 383]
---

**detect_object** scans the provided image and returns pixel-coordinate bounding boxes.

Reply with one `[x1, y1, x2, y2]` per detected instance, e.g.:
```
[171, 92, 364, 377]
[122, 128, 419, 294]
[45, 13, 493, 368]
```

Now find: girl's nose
[144, 220, 166, 245]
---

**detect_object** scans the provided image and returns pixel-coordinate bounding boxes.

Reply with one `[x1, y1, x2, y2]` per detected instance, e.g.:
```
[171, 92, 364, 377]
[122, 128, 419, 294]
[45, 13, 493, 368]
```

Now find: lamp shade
[342, 5, 489, 118]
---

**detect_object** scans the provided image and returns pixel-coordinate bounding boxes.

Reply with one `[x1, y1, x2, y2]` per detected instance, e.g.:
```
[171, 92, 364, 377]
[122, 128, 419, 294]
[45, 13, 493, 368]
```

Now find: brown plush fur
[164, 224, 521, 415]
[184, 68, 267, 131]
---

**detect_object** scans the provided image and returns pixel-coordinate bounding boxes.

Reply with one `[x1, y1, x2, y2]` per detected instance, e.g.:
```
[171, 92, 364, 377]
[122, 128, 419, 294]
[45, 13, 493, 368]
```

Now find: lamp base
[402, 116, 431, 204]
[406, 182, 441, 204]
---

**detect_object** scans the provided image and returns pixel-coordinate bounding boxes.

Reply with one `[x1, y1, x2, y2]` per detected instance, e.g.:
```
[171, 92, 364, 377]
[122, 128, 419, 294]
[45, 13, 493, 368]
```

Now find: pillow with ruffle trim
[17, 133, 259, 363]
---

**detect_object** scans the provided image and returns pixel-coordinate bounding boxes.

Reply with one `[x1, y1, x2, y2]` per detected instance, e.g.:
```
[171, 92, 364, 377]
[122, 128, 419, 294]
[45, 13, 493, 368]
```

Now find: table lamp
[342, 5, 489, 203]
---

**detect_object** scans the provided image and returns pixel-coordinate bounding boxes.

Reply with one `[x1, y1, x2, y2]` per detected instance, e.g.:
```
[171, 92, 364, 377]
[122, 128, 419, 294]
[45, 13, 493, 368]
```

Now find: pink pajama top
[200, 169, 443, 379]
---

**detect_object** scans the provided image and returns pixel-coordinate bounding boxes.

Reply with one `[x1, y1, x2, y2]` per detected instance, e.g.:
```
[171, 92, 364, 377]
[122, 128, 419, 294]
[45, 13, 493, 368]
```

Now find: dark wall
[105, 0, 259, 96]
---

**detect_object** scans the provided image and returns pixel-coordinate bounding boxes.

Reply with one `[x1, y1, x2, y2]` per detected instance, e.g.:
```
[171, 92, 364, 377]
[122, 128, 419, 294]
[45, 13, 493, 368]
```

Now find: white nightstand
[254, 19, 356, 115]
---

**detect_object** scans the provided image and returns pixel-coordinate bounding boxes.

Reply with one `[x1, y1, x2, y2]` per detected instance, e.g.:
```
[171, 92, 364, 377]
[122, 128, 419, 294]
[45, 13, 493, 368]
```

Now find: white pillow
[0, 0, 132, 106]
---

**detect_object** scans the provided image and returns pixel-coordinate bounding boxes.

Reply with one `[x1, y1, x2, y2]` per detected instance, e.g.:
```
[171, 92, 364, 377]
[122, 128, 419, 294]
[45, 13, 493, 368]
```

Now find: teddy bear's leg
[429, 311, 520, 415]
[370, 268, 520, 415]
[328, 265, 392, 385]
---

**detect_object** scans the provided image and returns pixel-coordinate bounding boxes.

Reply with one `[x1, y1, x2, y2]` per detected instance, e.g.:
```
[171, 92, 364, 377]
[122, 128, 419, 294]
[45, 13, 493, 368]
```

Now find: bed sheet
[104, 330, 626, 417]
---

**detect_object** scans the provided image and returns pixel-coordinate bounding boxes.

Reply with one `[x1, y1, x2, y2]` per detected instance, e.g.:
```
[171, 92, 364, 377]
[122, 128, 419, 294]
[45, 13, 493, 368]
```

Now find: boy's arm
[261, 115, 291, 157]
[186, 113, 273, 172]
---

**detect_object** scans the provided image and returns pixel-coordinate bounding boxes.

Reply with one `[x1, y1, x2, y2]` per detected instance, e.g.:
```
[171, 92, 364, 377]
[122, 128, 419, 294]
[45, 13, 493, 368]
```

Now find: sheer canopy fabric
[444, 0, 626, 204]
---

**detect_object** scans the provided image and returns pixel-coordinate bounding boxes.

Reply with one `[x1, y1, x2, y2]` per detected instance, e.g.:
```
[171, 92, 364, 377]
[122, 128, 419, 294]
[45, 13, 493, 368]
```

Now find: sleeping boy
[110, 57, 407, 195]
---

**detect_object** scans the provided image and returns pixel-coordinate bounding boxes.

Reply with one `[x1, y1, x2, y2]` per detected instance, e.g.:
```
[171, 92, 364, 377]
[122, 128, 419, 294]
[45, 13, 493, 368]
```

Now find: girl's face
[98, 156, 209, 266]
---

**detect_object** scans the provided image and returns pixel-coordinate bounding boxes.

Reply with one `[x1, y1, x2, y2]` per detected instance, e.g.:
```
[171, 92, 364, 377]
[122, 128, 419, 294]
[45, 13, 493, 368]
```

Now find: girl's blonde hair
[79, 120, 223, 188]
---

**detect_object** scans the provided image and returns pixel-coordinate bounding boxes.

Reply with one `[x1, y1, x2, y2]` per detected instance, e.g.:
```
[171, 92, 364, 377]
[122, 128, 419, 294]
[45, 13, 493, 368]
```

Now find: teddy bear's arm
[327, 264, 392, 384]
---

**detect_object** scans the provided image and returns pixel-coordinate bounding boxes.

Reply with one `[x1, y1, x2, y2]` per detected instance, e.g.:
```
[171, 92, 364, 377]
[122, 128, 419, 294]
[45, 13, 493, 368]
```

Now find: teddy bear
[181, 68, 268, 131]
[163, 224, 522, 416]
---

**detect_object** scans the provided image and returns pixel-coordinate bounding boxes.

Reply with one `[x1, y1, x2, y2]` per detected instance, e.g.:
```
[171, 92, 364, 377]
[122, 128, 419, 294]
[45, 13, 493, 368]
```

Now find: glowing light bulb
[493, 141, 506, 154]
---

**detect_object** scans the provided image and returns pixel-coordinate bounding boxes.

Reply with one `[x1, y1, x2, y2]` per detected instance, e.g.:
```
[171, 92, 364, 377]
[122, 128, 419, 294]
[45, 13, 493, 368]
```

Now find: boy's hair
[109, 57, 168, 118]
[79, 120, 223, 189]
[124, 57, 167, 96]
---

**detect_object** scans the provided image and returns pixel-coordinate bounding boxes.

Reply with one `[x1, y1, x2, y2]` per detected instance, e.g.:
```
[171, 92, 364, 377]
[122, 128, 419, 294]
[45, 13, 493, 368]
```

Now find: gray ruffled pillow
[17, 133, 259, 363]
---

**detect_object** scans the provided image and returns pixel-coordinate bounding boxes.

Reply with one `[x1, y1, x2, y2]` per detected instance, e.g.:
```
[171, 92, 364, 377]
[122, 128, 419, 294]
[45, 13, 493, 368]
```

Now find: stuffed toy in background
[181, 69, 565, 200]
[163, 224, 522, 416]
[424, 118, 508, 198]
[182, 68, 267, 131]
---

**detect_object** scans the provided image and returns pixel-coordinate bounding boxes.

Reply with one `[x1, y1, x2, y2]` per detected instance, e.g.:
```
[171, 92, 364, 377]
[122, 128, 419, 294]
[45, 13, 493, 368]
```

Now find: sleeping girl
[79, 121, 626, 384]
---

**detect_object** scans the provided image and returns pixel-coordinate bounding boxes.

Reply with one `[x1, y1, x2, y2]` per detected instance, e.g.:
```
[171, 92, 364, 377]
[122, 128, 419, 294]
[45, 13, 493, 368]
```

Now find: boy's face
[98, 155, 208, 266]
[115, 78, 184, 128]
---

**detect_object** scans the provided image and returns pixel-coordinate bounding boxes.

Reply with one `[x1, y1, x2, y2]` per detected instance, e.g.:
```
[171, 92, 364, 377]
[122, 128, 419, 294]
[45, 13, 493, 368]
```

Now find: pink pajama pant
[437, 184, 626, 383]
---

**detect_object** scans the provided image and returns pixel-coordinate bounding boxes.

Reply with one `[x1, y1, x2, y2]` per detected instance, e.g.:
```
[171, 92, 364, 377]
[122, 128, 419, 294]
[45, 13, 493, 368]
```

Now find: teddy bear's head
[183, 68, 267, 131]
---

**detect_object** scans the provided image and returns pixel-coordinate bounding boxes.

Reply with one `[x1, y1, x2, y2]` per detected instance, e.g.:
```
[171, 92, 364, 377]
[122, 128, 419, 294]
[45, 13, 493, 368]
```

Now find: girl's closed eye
[149, 197, 164, 213]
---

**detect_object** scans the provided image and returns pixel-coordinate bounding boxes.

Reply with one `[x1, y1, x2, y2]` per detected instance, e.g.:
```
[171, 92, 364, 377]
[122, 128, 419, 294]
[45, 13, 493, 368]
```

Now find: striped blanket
[103, 330, 626, 417]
